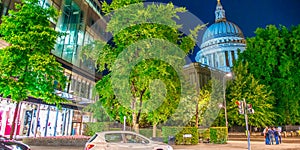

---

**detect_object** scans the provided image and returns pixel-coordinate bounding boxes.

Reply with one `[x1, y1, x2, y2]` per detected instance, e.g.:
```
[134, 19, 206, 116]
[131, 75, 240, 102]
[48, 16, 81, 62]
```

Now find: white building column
[228, 50, 232, 67]
[210, 54, 214, 67]
[223, 52, 227, 68]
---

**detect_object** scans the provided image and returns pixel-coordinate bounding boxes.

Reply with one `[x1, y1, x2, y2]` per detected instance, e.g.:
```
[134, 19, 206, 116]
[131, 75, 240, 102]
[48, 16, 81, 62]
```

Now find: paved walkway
[30, 141, 300, 150]
[174, 141, 300, 150]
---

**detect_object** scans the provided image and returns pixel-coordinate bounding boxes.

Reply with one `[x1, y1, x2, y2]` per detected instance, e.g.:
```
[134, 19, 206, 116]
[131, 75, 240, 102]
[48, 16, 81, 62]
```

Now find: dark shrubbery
[209, 127, 227, 144]
[162, 126, 198, 145]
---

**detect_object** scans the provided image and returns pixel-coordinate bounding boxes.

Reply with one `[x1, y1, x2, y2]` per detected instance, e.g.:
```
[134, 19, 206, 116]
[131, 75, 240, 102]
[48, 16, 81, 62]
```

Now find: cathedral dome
[202, 21, 244, 43]
[195, 0, 246, 73]
[200, 0, 245, 49]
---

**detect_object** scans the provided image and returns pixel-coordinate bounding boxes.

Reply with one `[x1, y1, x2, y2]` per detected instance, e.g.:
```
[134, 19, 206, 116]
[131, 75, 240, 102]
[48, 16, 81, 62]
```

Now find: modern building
[195, 0, 246, 72]
[0, 0, 107, 137]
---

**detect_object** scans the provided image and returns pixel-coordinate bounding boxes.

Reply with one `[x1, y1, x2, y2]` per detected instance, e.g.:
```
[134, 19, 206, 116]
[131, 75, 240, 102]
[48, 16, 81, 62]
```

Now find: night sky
[146, 0, 300, 62]
[150, 0, 300, 38]
[104, 0, 300, 62]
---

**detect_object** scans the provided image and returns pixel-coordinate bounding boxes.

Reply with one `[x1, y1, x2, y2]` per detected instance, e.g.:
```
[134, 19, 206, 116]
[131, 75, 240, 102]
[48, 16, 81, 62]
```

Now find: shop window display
[23, 110, 33, 136]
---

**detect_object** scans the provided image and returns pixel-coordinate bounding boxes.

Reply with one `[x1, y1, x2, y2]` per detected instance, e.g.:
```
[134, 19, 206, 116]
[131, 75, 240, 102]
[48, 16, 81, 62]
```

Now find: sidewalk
[30, 141, 300, 150]
[173, 141, 300, 150]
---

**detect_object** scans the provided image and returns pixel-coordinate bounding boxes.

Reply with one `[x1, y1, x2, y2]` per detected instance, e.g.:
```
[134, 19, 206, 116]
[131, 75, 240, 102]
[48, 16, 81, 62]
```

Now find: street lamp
[223, 72, 232, 129]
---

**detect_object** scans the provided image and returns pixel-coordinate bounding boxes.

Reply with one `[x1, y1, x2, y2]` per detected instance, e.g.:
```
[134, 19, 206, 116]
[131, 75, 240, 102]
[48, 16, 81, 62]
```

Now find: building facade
[195, 0, 246, 72]
[183, 63, 224, 92]
[0, 0, 106, 137]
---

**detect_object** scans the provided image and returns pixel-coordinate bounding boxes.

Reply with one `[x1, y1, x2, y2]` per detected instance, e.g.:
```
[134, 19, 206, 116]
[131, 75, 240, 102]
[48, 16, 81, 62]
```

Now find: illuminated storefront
[0, 0, 103, 138]
[0, 98, 18, 136]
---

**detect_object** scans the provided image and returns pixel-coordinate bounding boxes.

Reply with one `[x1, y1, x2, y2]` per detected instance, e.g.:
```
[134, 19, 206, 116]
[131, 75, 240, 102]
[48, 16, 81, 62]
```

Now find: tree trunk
[195, 101, 199, 127]
[10, 102, 20, 140]
[152, 123, 157, 138]
[131, 98, 139, 133]
[134, 124, 139, 134]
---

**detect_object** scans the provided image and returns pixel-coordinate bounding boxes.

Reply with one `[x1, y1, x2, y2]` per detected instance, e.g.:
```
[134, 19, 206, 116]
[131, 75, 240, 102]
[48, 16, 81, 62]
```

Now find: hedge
[139, 128, 162, 138]
[199, 128, 210, 141]
[162, 126, 198, 145]
[209, 127, 227, 144]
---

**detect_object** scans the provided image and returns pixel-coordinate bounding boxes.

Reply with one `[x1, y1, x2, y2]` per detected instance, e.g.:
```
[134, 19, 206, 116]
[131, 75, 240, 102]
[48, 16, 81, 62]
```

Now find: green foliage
[81, 0, 203, 131]
[83, 99, 113, 122]
[237, 24, 300, 125]
[198, 129, 210, 140]
[161, 126, 182, 143]
[109, 128, 122, 131]
[201, 79, 223, 127]
[161, 126, 198, 145]
[83, 122, 113, 136]
[0, 0, 67, 105]
[209, 127, 227, 144]
[175, 127, 198, 145]
[227, 62, 275, 127]
[139, 128, 162, 138]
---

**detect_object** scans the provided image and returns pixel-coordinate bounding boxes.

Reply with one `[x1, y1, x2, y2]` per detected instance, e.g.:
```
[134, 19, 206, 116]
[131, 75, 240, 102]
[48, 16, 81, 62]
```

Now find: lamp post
[223, 72, 232, 129]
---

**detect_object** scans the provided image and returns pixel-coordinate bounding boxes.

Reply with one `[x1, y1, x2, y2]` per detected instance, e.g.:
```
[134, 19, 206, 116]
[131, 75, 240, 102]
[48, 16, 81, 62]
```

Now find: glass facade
[53, 0, 84, 66]
[1, 0, 104, 137]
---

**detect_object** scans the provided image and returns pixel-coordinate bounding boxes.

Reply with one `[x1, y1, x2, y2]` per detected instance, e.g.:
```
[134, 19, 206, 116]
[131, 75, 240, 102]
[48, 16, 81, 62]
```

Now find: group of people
[263, 126, 282, 145]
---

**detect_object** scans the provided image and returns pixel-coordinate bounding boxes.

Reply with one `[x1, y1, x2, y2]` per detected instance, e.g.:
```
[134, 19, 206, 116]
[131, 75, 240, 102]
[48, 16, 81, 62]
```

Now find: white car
[85, 131, 173, 150]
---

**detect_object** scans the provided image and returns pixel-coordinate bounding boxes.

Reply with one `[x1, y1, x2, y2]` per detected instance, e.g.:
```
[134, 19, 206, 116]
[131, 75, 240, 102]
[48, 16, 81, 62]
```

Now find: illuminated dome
[195, 0, 246, 72]
[202, 21, 244, 44]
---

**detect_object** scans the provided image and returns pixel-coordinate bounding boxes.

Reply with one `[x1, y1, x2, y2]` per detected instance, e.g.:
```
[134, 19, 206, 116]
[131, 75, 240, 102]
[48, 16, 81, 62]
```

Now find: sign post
[243, 98, 251, 150]
[123, 116, 126, 131]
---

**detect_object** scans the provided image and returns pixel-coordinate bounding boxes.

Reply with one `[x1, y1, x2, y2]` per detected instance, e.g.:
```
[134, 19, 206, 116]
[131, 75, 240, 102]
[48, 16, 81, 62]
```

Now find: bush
[83, 122, 113, 136]
[22, 136, 90, 146]
[162, 126, 198, 145]
[109, 128, 122, 131]
[175, 127, 198, 145]
[199, 128, 210, 141]
[162, 126, 182, 143]
[209, 127, 227, 144]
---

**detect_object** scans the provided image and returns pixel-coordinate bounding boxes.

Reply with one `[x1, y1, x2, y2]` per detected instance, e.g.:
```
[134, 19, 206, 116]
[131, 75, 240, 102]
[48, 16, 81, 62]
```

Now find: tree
[199, 79, 223, 127]
[237, 25, 300, 125]
[82, 0, 203, 133]
[226, 62, 276, 128]
[194, 81, 211, 127]
[83, 99, 113, 122]
[0, 0, 67, 139]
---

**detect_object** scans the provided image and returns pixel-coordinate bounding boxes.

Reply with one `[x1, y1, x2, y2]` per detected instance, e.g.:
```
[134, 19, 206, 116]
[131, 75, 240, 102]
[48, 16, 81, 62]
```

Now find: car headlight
[167, 145, 173, 150]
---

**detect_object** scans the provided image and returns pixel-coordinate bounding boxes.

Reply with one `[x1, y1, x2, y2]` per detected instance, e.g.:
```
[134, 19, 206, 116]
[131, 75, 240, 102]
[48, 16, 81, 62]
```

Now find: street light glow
[225, 72, 232, 77]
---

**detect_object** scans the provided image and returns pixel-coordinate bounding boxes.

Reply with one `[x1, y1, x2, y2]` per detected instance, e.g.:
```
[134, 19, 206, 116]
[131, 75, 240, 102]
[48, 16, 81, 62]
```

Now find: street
[30, 141, 300, 150]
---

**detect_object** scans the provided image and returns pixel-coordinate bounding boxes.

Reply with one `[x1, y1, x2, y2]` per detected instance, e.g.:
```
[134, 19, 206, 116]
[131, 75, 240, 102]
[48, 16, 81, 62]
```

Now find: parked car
[0, 135, 30, 150]
[85, 131, 173, 150]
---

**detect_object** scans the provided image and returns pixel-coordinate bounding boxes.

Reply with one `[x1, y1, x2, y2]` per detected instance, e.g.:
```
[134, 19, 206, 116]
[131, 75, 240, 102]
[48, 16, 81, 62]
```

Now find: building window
[71, 78, 76, 92]
[231, 50, 236, 64]
[225, 51, 229, 67]
[80, 81, 86, 98]
[53, 0, 83, 64]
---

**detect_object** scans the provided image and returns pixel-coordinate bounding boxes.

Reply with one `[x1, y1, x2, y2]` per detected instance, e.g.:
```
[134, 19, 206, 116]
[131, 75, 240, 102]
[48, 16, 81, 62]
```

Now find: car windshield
[124, 133, 149, 144]
[104, 133, 123, 143]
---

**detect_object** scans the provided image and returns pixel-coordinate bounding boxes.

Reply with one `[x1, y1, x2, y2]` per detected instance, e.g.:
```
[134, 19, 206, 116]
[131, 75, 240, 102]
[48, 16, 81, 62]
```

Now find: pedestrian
[268, 126, 274, 145]
[276, 127, 282, 144]
[273, 127, 279, 144]
[263, 126, 270, 145]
